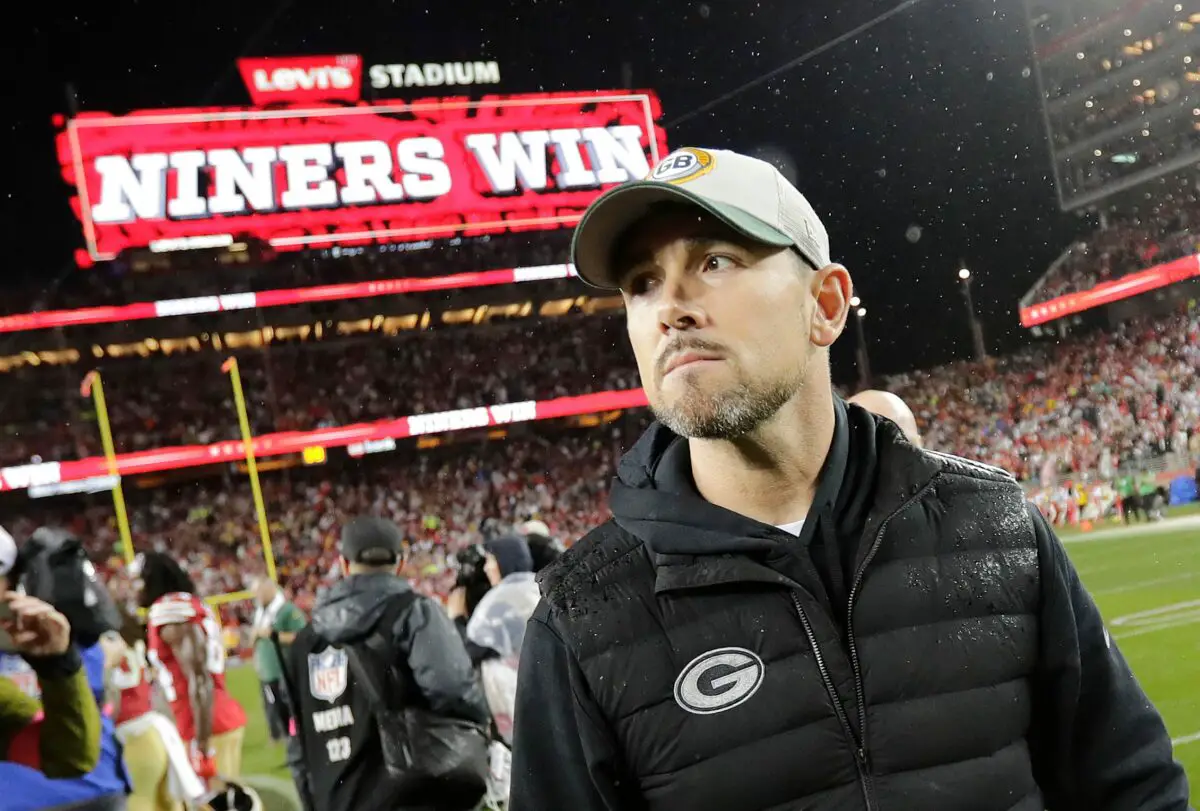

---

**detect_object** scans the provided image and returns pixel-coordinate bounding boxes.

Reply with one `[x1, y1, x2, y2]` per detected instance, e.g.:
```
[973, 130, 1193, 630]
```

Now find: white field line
[1092, 571, 1199, 597]
[1111, 599, 1200, 640]
[1172, 731, 1200, 748]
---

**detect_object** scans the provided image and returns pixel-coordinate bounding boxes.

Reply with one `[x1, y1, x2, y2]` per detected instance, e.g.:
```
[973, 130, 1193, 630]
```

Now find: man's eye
[703, 254, 736, 272]
[625, 273, 659, 296]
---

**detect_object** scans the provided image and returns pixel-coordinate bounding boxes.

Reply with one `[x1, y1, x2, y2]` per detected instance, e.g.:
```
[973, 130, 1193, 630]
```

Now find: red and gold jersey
[110, 640, 155, 727]
[147, 592, 247, 741]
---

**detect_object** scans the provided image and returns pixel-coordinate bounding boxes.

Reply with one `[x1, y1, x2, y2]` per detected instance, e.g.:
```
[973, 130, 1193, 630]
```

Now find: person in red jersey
[104, 620, 207, 811]
[134, 552, 247, 788]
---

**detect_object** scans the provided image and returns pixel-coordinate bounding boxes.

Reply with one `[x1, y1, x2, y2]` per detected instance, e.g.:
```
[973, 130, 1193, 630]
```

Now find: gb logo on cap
[649, 147, 715, 185]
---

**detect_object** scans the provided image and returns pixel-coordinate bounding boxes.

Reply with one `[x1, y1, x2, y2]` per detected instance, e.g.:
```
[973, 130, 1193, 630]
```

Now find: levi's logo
[237, 55, 363, 107]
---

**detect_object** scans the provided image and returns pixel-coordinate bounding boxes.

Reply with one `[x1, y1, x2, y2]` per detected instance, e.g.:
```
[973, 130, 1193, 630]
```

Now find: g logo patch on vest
[308, 648, 348, 703]
[673, 647, 765, 715]
[649, 147, 715, 185]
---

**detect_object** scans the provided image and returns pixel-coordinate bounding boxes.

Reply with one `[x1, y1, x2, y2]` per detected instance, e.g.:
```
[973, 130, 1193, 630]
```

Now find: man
[0, 525, 103, 781]
[284, 516, 490, 811]
[447, 535, 534, 666]
[137, 553, 248, 787]
[846, 389, 922, 446]
[1116, 473, 1141, 523]
[250, 577, 306, 746]
[511, 147, 1188, 809]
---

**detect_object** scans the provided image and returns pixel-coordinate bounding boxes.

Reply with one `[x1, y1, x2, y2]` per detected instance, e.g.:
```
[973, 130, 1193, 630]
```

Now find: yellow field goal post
[82, 363, 277, 617]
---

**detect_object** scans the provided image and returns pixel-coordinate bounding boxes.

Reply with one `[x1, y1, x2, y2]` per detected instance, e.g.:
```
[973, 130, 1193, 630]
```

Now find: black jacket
[285, 573, 490, 811]
[510, 400, 1189, 811]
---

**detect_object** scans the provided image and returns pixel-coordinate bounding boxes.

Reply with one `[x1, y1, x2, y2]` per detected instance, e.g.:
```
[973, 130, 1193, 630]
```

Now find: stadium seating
[3, 304, 1196, 610]
[1028, 192, 1200, 305]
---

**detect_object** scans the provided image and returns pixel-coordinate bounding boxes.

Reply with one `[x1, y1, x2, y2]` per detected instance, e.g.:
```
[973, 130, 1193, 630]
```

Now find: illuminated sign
[57, 91, 667, 266]
[0, 263, 577, 334]
[237, 55, 364, 106]
[368, 61, 501, 92]
[1019, 253, 1200, 327]
[0, 388, 651, 493]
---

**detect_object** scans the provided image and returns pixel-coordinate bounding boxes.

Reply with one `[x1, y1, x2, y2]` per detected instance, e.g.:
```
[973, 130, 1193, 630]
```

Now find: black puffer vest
[538, 404, 1043, 810]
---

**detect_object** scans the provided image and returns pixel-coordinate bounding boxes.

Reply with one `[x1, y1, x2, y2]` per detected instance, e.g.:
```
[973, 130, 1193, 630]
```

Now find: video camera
[453, 543, 490, 591]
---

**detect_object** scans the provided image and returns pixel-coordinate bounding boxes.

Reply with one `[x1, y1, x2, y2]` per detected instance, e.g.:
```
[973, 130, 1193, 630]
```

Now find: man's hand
[2, 594, 71, 656]
[447, 587, 469, 620]
[254, 625, 273, 640]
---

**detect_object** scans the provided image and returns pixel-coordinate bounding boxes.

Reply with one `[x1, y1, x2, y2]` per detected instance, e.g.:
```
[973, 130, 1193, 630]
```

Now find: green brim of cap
[570, 181, 795, 290]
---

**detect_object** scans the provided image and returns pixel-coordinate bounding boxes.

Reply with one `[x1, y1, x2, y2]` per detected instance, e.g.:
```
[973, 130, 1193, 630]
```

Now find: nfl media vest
[538, 405, 1044, 810]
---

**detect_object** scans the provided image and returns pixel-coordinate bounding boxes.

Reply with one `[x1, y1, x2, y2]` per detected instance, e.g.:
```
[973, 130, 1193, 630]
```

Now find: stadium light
[850, 295, 862, 307]
[856, 307, 867, 318]
[956, 267, 986, 362]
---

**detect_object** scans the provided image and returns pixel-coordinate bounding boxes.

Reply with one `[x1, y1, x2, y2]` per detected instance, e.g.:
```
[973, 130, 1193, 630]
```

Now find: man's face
[616, 207, 849, 439]
[255, 578, 278, 605]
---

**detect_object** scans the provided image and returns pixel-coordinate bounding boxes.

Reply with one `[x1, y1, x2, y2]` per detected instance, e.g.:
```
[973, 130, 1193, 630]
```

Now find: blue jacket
[0, 644, 129, 810]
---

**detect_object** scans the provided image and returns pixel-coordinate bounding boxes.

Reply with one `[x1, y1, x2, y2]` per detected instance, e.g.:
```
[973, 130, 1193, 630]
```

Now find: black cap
[340, 516, 405, 565]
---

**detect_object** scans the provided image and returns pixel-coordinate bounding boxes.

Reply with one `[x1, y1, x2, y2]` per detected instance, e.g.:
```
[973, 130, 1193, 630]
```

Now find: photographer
[0, 525, 110, 807]
[445, 536, 532, 666]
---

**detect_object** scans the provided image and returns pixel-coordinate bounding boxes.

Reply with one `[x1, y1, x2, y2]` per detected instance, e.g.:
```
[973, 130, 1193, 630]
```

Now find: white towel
[253, 592, 286, 636]
[116, 711, 207, 803]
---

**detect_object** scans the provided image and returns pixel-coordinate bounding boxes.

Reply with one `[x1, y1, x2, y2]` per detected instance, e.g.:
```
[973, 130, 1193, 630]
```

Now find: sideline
[1062, 515, 1200, 545]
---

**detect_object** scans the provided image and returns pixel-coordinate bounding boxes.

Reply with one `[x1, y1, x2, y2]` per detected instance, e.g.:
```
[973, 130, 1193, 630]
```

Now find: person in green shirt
[252, 576, 307, 745]
[1115, 475, 1142, 523]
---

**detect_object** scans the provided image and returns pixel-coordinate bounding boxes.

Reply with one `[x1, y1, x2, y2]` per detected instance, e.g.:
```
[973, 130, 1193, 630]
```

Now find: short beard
[652, 374, 800, 440]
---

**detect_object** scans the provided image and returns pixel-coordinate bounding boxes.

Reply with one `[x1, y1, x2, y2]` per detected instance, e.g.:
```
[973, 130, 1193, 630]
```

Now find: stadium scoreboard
[54, 53, 667, 268]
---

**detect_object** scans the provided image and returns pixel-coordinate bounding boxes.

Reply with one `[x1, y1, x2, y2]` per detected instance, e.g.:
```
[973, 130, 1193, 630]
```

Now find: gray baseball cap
[571, 147, 832, 289]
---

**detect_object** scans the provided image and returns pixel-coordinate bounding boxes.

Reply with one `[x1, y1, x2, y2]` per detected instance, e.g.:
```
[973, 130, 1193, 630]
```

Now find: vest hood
[609, 397, 886, 559]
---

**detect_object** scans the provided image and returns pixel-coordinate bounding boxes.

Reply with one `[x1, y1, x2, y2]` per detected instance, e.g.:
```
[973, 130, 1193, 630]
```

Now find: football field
[226, 508, 1200, 791]
[1059, 510, 1200, 780]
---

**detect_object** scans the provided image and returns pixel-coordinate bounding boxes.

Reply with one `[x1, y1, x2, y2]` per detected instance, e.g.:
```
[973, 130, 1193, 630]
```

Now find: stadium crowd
[1028, 191, 1200, 303]
[0, 315, 639, 466]
[2, 306, 1197, 614]
[4, 304, 1198, 485]
[888, 308, 1200, 481]
[2, 423, 638, 622]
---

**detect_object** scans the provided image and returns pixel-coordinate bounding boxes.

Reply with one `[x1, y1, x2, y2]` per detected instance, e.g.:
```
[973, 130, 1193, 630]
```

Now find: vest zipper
[788, 590, 872, 809]
[843, 478, 940, 811]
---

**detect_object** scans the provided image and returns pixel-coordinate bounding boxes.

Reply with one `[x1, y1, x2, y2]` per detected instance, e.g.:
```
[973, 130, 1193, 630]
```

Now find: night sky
[5, 0, 1088, 377]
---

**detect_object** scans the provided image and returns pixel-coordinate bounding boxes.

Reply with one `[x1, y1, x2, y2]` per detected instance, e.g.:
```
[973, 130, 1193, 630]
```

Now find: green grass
[226, 666, 293, 782]
[1063, 513, 1200, 780]
[226, 510, 1200, 788]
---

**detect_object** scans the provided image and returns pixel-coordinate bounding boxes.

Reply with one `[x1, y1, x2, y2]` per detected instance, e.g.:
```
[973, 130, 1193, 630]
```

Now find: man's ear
[809, 264, 853, 349]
